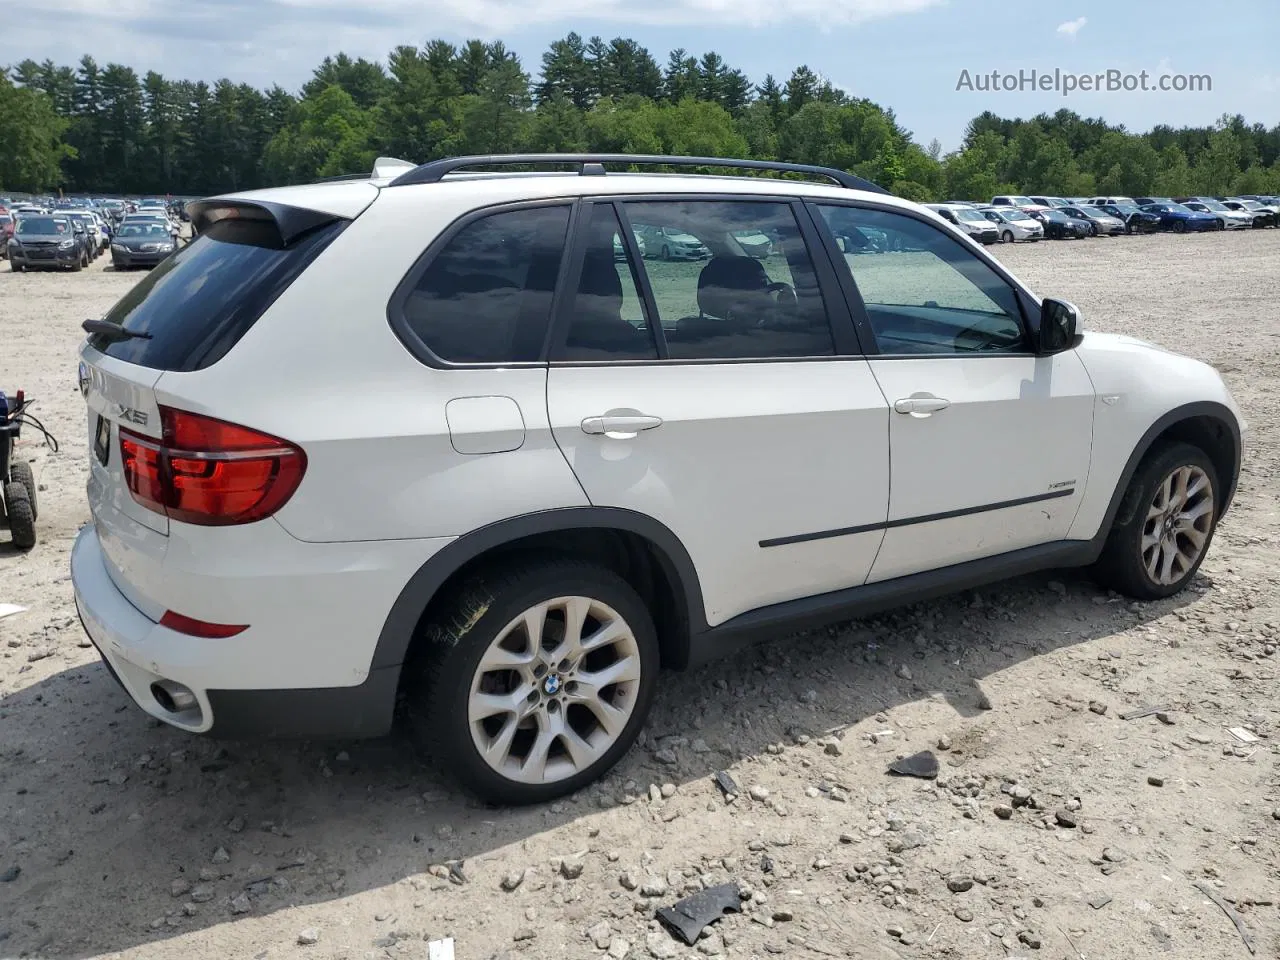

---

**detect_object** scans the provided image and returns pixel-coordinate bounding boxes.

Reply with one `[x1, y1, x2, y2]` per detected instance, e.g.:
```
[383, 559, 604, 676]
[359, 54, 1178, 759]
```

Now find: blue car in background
[1139, 202, 1219, 233]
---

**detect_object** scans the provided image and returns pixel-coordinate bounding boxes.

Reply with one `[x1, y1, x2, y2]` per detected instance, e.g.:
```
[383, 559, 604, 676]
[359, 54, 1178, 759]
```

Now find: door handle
[581, 414, 664, 437]
[894, 396, 951, 417]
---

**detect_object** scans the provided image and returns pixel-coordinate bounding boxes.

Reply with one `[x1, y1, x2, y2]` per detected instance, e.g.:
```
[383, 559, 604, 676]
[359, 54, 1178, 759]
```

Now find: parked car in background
[1096, 203, 1163, 234]
[1218, 198, 1278, 228]
[924, 204, 1000, 244]
[1028, 207, 1090, 239]
[7, 215, 88, 271]
[110, 221, 178, 270]
[1029, 196, 1070, 208]
[1139, 202, 1218, 233]
[62, 211, 103, 258]
[634, 223, 710, 260]
[0, 213, 13, 258]
[979, 206, 1044, 242]
[990, 194, 1037, 209]
[1088, 196, 1136, 207]
[731, 229, 775, 258]
[1177, 198, 1252, 230]
[1061, 205, 1127, 236]
[611, 229, 646, 261]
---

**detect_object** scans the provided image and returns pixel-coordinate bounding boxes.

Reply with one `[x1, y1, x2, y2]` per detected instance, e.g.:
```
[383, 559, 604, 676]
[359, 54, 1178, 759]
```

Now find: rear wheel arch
[373, 508, 707, 677]
[1099, 403, 1241, 538]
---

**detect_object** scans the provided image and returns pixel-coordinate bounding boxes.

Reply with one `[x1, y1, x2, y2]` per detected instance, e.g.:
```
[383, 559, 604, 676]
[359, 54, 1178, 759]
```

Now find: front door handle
[894, 395, 952, 417]
[581, 414, 664, 437]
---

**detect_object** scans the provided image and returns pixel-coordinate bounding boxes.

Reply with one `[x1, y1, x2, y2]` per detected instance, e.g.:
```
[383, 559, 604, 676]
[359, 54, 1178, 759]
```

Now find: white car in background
[1180, 199, 1252, 230]
[924, 203, 1001, 244]
[979, 206, 1045, 242]
[71, 153, 1246, 805]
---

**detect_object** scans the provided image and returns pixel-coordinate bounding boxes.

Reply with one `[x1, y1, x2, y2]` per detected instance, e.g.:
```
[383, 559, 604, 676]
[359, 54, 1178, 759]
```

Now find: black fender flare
[1087, 400, 1242, 552]
[370, 507, 708, 671]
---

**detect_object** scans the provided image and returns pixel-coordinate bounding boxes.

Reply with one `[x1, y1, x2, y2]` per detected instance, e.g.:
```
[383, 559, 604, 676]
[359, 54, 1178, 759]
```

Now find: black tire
[401, 558, 660, 805]
[4, 483, 35, 550]
[9, 260, 21, 272]
[71, 255, 83, 272]
[1001, 230, 1014, 243]
[8, 461, 36, 521]
[660, 245, 671, 261]
[1173, 220, 1187, 233]
[1093, 442, 1220, 601]
[1089, 223, 1099, 236]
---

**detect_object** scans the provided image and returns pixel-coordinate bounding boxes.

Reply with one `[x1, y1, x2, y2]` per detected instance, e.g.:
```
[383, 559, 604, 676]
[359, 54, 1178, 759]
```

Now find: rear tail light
[120, 406, 306, 526]
[160, 610, 248, 638]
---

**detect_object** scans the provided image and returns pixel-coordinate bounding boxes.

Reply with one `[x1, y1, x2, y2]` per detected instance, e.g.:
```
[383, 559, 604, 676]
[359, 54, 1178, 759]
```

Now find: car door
[810, 202, 1095, 583]
[545, 196, 891, 627]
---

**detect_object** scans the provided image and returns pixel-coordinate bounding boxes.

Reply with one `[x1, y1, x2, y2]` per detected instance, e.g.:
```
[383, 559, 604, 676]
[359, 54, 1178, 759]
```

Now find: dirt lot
[1, 232, 1278, 960]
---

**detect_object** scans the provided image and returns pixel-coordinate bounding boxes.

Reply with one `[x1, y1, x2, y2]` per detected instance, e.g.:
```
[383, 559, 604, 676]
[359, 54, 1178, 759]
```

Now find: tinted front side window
[816, 205, 1026, 356]
[399, 205, 570, 364]
[621, 200, 835, 360]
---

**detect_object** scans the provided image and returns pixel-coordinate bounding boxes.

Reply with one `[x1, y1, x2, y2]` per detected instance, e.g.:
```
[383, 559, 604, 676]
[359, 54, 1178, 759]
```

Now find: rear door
[546, 196, 891, 627]
[80, 205, 350, 613]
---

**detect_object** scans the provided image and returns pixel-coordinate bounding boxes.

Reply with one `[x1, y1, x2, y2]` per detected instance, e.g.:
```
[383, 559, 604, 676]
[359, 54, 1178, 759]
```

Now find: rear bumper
[71, 522, 435, 739]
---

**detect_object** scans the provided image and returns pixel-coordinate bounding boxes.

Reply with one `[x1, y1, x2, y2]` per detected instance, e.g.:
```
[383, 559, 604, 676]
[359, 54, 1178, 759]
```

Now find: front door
[811, 202, 1096, 583]
[546, 197, 891, 626]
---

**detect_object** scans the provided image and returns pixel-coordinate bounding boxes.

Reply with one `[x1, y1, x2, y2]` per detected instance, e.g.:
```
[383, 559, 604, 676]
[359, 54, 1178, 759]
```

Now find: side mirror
[1039, 298, 1079, 354]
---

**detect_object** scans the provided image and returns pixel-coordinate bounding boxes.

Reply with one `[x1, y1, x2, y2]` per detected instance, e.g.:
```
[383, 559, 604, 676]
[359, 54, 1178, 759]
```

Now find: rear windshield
[89, 217, 344, 371]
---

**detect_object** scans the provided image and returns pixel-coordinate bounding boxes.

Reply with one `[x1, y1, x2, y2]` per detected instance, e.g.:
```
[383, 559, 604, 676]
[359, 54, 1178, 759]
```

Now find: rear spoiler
[184, 199, 346, 245]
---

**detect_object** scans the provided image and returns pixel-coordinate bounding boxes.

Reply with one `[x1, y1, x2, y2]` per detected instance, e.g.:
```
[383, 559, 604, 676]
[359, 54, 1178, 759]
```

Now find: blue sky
[4, 0, 1277, 151]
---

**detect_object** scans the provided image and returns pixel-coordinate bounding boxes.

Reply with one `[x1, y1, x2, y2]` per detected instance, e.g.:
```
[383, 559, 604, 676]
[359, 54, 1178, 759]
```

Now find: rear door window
[90, 217, 344, 371]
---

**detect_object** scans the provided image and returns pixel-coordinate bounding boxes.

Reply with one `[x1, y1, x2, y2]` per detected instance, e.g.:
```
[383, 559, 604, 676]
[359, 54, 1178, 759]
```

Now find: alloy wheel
[1141, 465, 1214, 586]
[468, 596, 643, 785]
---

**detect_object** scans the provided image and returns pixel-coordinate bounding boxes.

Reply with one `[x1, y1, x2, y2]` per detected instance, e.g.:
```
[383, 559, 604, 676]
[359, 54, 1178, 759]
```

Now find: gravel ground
[1, 230, 1278, 960]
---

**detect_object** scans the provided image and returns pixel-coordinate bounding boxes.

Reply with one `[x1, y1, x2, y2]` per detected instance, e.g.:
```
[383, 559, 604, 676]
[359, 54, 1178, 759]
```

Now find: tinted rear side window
[393, 205, 571, 365]
[90, 218, 344, 371]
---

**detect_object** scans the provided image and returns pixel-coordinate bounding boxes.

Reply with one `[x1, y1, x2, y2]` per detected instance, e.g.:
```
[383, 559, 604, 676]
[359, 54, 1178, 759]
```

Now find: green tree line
[4, 38, 1280, 200]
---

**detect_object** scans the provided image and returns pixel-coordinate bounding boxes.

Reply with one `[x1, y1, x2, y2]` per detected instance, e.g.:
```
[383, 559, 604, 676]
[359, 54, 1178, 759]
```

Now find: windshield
[1005, 196, 1034, 205]
[17, 218, 69, 236]
[1001, 210, 1033, 221]
[955, 209, 987, 222]
[1193, 199, 1227, 211]
[118, 223, 171, 238]
[1239, 200, 1264, 210]
[1166, 203, 1193, 213]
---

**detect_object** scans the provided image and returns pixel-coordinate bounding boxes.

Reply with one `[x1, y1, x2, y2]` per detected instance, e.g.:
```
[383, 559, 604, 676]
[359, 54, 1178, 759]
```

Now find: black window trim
[545, 191, 863, 368]
[804, 198, 1045, 361]
[385, 197, 579, 370]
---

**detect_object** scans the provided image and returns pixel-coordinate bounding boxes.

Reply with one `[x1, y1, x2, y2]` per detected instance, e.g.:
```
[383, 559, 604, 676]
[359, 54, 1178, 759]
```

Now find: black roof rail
[386, 154, 889, 194]
[309, 172, 375, 184]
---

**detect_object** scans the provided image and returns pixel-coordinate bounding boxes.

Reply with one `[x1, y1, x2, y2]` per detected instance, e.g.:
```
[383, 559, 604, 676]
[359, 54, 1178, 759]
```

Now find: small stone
[513, 928, 536, 942]
[771, 909, 794, 922]
[588, 920, 614, 949]
[1018, 930, 1043, 950]
[823, 740, 842, 757]
[1010, 785, 1032, 804]
[994, 804, 1014, 820]
[946, 875, 974, 893]
[1054, 809, 1078, 829]
[1088, 701, 1108, 716]
[211, 846, 230, 864]
[696, 932, 724, 956]
[170, 878, 191, 898]
[297, 928, 320, 946]
[654, 749, 678, 766]
[895, 664, 912, 681]
[647, 932, 679, 959]
[501, 869, 526, 892]
[1088, 894, 1113, 910]
[936, 735, 952, 751]
[619, 872, 639, 891]
[1102, 847, 1126, 863]
[954, 907, 973, 922]
[1065, 798, 1082, 812]
[226, 815, 245, 833]
[189, 884, 216, 903]
[1156, 712, 1175, 725]
[608, 938, 631, 959]
[560, 858, 584, 880]
[640, 878, 668, 898]
[749, 785, 770, 802]
[886, 923, 905, 939]
[229, 893, 251, 915]
[1147, 775, 1165, 787]
[691, 739, 711, 754]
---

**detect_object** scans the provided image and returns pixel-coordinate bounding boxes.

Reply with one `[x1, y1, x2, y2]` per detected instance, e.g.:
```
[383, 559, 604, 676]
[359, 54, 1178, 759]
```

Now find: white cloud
[1056, 16, 1087, 38]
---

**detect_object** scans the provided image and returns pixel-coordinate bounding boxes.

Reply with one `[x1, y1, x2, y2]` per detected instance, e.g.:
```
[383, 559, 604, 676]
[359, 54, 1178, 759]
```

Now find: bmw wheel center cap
[543, 675, 562, 696]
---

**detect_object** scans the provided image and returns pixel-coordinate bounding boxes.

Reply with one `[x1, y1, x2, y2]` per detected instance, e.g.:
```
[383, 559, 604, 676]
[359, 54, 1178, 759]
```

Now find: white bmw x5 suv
[72, 154, 1246, 805]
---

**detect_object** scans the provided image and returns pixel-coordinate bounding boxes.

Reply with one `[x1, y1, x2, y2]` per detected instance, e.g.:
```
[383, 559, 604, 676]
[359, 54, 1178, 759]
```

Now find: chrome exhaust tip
[151, 680, 197, 714]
